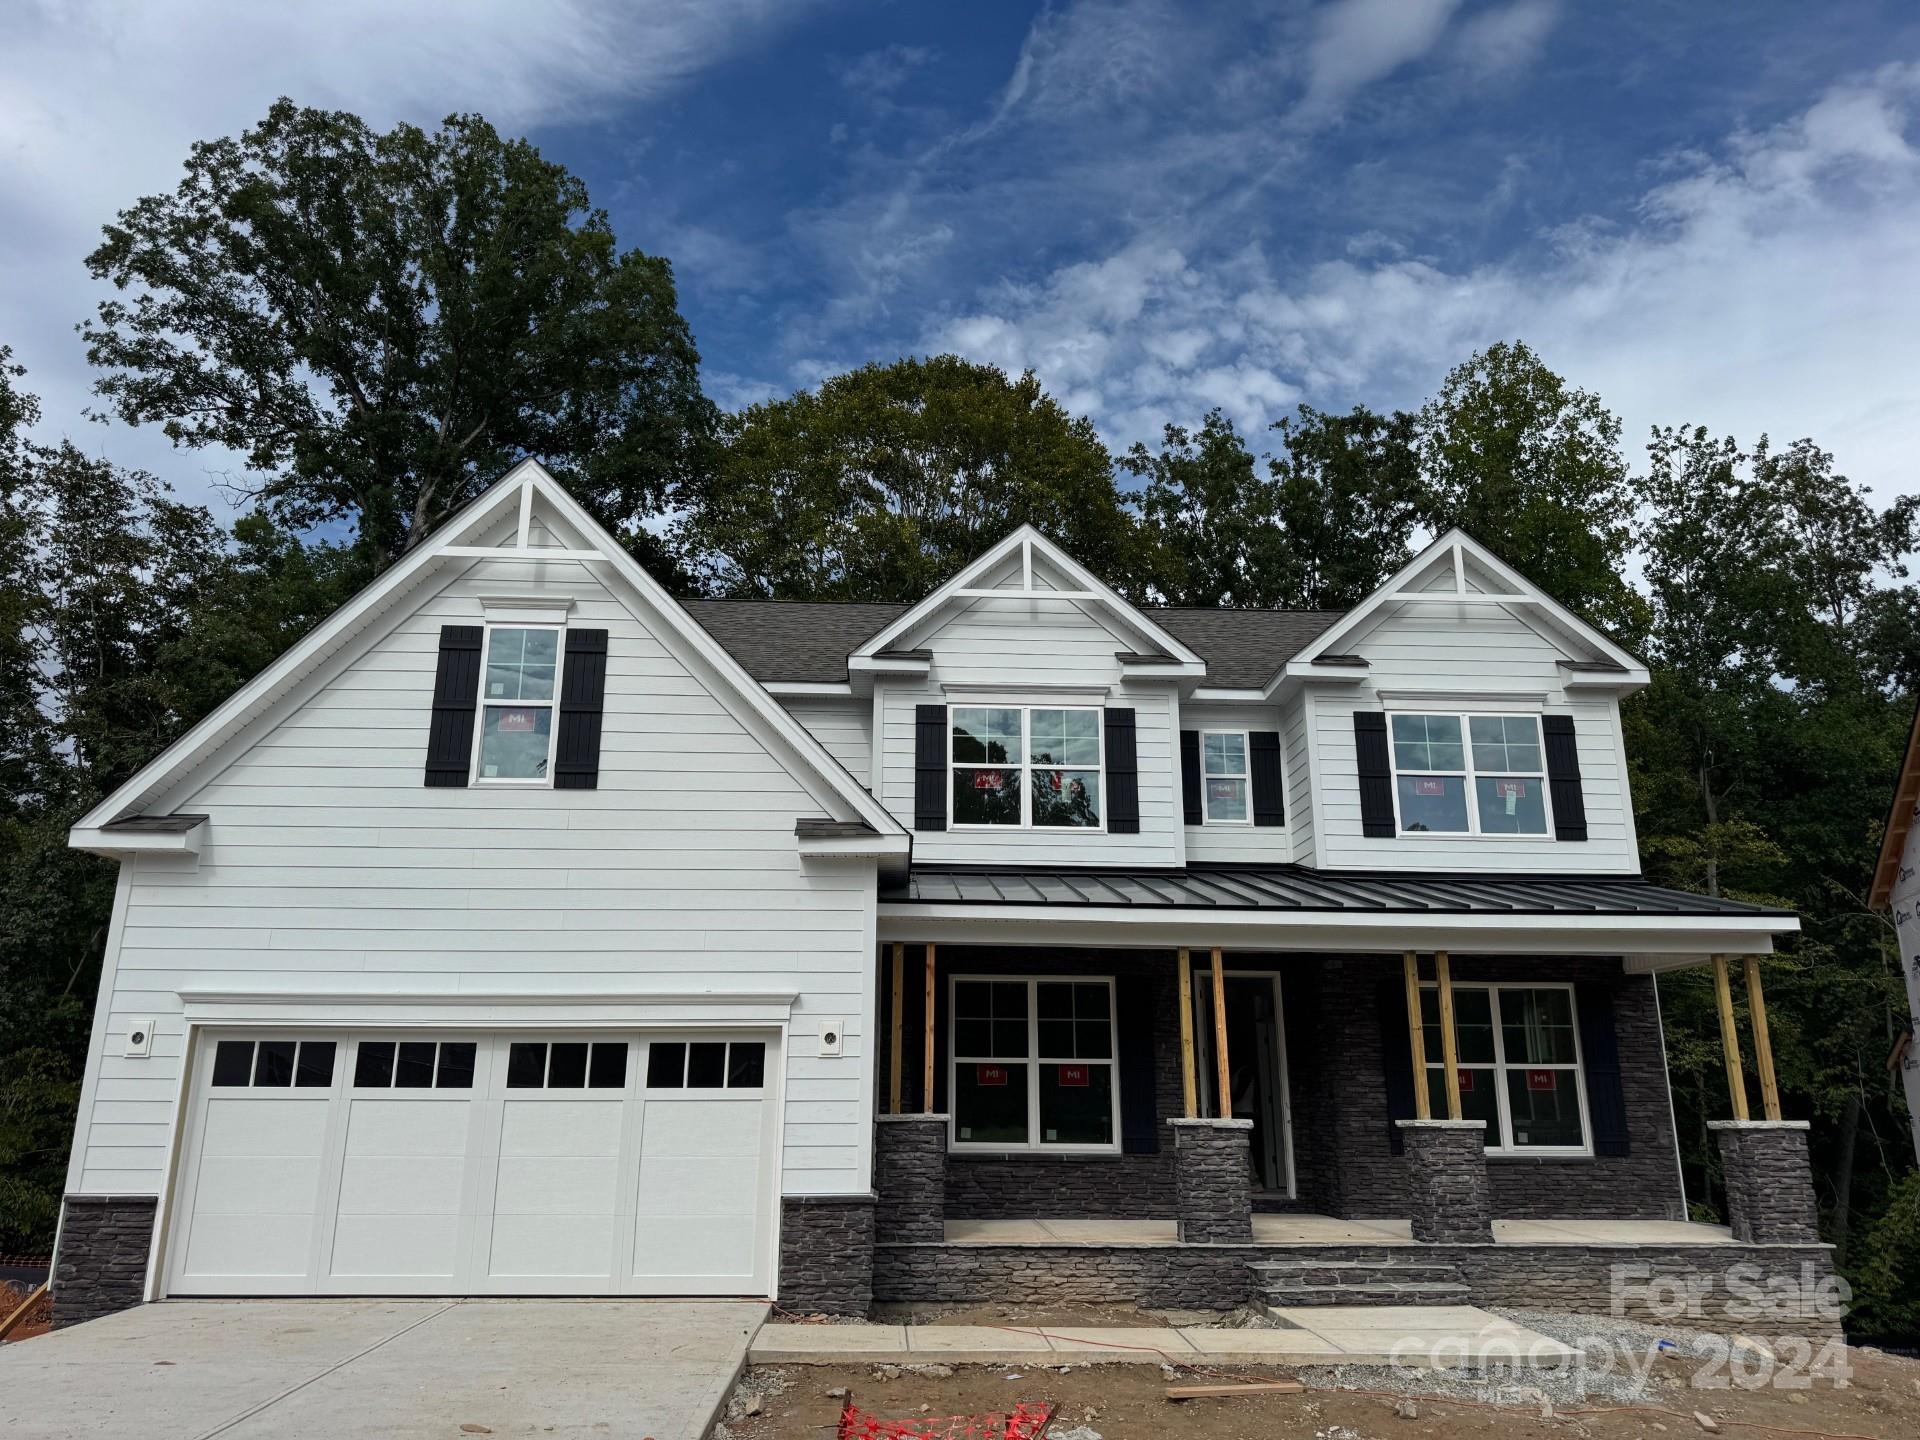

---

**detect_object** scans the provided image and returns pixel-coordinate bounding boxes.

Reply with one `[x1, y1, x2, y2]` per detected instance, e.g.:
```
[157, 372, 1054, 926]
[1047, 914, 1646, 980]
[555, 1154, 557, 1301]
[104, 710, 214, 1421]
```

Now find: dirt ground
[0, 1280, 51, 1344]
[726, 1345, 1920, 1440]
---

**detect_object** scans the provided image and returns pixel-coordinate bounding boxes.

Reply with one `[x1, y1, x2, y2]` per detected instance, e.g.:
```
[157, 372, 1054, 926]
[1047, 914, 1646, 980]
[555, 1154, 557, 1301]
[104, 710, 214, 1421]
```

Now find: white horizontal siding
[75, 525, 875, 1200]
[877, 596, 1180, 866]
[1313, 605, 1639, 874]
[1179, 702, 1293, 865]
[782, 696, 873, 789]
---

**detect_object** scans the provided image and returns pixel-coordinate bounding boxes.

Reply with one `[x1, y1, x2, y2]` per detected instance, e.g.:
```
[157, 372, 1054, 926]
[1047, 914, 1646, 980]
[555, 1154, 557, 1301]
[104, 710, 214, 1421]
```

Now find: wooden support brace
[1177, 947, 1198, 1119]
[1435, 950, 1462, 1121]
[1713, 954, 1750, 1122]
[923, 943, 937, 1114]
[1210, 947, 1232, 1120]
[1743, 955, 1780, 1122]
[1403, 951, 1431, 1120]
[889, 943, 904, 1115]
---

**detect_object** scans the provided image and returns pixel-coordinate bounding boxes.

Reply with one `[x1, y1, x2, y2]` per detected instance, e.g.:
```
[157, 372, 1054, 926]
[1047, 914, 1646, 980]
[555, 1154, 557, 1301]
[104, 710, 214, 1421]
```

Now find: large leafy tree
[1126, 411, 1291, 607]
[82, 98, 714, 566]
[676, 356, 1139, 601]
[1419, 341, 1644, 638]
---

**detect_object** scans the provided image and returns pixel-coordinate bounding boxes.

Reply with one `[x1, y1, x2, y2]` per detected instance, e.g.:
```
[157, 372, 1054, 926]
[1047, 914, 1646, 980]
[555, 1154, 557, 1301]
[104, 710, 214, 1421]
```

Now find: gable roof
[1285, 528, 1649, 691]
[680, 600, 1346, 688]
[72, 462, 906, 850]
[1870, 695, 1920, 909]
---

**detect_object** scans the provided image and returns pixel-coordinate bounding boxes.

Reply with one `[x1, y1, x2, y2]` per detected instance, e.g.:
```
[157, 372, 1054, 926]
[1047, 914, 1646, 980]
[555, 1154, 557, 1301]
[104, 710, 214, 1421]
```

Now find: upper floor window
[1390, 712, 1549, 836]
[476, 625, 561, 783]
[950, 706, 1103, 829]
[1419, 983, 1588, 1153]
[1201, 731, 1250, 824]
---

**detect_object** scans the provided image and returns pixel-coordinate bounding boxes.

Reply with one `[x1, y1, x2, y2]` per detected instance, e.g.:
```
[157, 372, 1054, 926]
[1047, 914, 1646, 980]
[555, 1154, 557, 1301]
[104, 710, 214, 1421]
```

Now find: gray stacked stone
[1399, 1120, 1494, 1244]
[1710, 1121, 1821, 1244]
[875, 1114, 947, 1244]
[52, 1195, 156, 1328]
[1168, 1118, 1253, 1243]
[777, 1195, 875, 1317]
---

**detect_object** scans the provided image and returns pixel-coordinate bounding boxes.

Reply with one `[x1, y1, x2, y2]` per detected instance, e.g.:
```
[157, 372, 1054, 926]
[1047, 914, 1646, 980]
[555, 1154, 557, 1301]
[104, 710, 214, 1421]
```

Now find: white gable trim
[1280, 529, 1649, 693]
[851, 525, 1206, 673]
[73, 461, 904, 842]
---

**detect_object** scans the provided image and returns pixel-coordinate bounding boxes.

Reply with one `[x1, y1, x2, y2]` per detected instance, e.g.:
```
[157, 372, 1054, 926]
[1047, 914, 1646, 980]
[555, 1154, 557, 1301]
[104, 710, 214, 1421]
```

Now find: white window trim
[1199, 729, 1253, 827]
[1420, 980, 1591, 1157]
[1387, 710, 1556, 839]
[948, 974, 1121, 1154]
[470, 620, 565, 787]
[947, 704, 1108, 833]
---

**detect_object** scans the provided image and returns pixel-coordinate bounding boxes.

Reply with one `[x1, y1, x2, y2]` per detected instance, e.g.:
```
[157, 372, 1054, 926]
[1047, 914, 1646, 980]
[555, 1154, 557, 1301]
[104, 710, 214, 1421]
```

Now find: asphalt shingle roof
[677, 599, 1346, 688]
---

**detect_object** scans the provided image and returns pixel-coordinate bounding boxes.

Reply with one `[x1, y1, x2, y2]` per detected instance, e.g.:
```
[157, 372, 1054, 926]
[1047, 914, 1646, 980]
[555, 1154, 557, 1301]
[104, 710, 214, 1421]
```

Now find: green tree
[83, 98, 714, 566]
[1126, 411, 1290, 607]
[1419, 341, 1643, 637]
[676, 356, 1138, 601]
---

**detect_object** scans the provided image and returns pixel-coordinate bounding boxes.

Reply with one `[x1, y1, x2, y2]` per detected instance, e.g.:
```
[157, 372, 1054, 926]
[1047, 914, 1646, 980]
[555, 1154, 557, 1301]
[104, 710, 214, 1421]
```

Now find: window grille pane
[1423, 1066, 1500, 1129]
[506, 1042, 548, 1089]
[727, 1042, 766, 1088]
[1033, 769, 1100, 828]
[953, 1061, 1029, 1143]
[687, 1042, 727, 1088]
[1039, 1062, 1112, 1144]
[478, 705, 552, 780]
[952, 766, 1022, 825]
[1392, 714, 1463, 771]
[547, 1042, 589, 1088]
[1504, 1068, 1584, 1147]
[646, 1042, 686, 1088]
[1475, 776, 1547, 834]
[212, 1040, 255, 1087]
[436, 1042, 477, 1089]
[254, 1040, 296, 1087]
[354, 1041, 395, 1088]
[1499, 989, 1577, 1064]
[396, 1041, 436, 1088]
[295, 1041, 336, 1088]
[588, 1043, 627, 1089]
[1202, 733, 1245, 775]
[951, 707, 1022, 764]
[1031, 709, 1099, 766]
[1205, 777, 1248, 822]
[1396, 774, 1468, 831]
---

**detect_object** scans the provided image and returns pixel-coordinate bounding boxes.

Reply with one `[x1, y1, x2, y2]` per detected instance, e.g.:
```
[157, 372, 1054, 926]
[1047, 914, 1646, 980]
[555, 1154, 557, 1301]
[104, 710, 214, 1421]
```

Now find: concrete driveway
[0, 1298, 766, 1440]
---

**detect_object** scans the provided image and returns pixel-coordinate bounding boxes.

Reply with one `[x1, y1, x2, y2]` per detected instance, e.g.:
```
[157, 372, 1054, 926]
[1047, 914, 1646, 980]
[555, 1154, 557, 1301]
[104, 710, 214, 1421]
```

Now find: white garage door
[165, 1031, 778, 1297]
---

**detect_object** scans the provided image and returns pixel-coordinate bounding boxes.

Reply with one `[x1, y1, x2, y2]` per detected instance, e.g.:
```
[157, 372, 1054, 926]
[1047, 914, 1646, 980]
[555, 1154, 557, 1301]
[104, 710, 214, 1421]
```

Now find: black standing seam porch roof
[880, 865, 1795, 919]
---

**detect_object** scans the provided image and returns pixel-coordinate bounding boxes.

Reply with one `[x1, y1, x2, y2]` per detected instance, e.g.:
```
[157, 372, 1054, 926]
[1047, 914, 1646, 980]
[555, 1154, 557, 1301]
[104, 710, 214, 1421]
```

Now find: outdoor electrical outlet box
[818, 1019, 845, 1058]
[125, 1019, 154, 1058]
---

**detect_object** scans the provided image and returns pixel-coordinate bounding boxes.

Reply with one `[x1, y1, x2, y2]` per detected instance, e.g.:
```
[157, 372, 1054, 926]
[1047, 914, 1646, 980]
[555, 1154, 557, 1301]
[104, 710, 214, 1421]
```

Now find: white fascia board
[796, 832, 910, 861]
[851, 525, 1204, 668]
[69, 827, 203, 856]
[876, 903, 1795, 956]
[178, 986, 799, 1027]
[767, 681, 856, 698]
[1265, 664, 1370, 702]
[1189, 686, 1269, 703]
[1292, 529, 1648, 679]
[848, 654, 931, 678]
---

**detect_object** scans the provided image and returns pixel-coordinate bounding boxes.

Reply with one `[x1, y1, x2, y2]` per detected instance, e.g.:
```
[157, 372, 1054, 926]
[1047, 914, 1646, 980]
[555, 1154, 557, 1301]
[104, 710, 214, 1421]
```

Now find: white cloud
[922, 62, 1920, 497]
[1452, 0, 1561, 80]
[837, 44, 934, 98]
[0, 0, 816, 494]
[1297, 0, 1464, 123]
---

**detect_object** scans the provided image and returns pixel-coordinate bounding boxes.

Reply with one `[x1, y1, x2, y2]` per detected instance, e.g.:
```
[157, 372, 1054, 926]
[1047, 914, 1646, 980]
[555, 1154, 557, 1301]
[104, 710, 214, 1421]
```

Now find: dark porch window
[951, 977, 1117, 1150]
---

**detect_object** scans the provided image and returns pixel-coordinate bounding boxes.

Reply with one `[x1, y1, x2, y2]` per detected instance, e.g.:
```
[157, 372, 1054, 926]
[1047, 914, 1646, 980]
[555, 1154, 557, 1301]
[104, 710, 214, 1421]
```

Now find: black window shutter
[1542, 714, 1588, 841]
[423, 625, 483, 788]
[553, 629, 609, 790]
[1377, 975, 1418, 1155]
[1179, 729, 1202, 825]
[1250, 730, 1284, 827]
[1354, 712, 1395, 837]
[914, 704, 947, 831]
[1105, 708, 1140, 834]
[1117, 973, 1158, 1154]
[1576, 981, 1630, 1156]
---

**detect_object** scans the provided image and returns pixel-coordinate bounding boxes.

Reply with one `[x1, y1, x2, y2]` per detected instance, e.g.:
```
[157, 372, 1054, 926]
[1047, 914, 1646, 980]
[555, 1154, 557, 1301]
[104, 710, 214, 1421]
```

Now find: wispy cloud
[1295, 0, 1465, 124]
[836, 43, 934, 98]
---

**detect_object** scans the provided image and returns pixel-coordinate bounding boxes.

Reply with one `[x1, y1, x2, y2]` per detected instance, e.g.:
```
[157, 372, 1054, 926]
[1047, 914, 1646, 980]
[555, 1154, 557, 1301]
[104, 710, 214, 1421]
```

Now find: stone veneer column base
[1168, 1118, 1253, 1243]
[52, 1195, 157, 1328]
[1399, 1120, 1493, 1244]
[778, 1195, 875, 1317]
[874, 1114, 947, 1244]
[1710, 1121, 1821, 1244]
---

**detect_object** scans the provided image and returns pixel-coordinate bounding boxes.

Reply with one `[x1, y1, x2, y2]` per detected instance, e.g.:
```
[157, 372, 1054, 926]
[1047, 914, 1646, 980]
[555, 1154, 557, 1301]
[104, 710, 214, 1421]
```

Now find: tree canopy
[83, 98, 714, 567]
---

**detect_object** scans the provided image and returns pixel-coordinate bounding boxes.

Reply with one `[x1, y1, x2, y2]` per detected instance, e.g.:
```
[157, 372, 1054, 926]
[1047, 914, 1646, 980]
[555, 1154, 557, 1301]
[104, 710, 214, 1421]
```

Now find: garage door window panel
[352, 1039, 476, 1090]
[645, 1039, 766, 1090]
[210, 1038, 335, 1090]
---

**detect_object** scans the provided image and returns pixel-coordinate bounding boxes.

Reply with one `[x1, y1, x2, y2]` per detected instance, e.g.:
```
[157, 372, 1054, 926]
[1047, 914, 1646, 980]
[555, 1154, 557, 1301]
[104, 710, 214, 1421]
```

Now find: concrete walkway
[0, 1298, 766, 1440]
[752, 1306, 1579, 1369]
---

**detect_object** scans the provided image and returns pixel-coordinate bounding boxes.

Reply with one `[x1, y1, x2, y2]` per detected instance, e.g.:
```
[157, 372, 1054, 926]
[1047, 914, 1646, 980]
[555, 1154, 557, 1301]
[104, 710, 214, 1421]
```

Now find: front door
[1193, 973, 1295, 1197]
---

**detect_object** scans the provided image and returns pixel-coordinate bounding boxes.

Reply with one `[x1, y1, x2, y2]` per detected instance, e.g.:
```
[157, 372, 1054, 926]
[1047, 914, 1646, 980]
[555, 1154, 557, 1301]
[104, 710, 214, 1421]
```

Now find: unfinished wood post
[1177, 947, 1198, 1119]
[1210, 947, 1232, 1119]
[1403, 951, 1431, 1120]
[889, 943, 904, 1115]
[923, 942, 937, 1114]
[1713, 954, 1750, 1122]
[1434, 950, 1462, 1121]
[1743, 955, 1780, 1122]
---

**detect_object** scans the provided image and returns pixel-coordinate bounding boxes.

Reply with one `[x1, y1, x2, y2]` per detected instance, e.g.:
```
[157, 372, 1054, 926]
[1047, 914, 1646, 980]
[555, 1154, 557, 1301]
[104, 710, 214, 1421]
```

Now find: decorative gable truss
[70, 461, 907, 860]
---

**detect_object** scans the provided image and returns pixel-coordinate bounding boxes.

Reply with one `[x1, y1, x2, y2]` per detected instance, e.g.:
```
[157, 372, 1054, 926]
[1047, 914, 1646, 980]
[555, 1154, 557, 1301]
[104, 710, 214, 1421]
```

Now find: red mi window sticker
[976, 1064, 1008, 1086]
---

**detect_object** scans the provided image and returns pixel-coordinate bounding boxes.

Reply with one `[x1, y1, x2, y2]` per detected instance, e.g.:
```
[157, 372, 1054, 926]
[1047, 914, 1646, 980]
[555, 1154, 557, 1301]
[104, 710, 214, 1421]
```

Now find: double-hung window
[475, 625, 561, 783]
[1389, 712, 1550, 835]
[949, 706, 1104, 829]
[950, 978, 1117, 1150]
[1201, 731, 1251, 824]
[1419, 983, 1589, 1153]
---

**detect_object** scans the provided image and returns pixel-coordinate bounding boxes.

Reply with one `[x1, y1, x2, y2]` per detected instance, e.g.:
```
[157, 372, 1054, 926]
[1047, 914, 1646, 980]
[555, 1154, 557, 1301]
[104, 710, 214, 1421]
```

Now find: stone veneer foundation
[778, 1195, 875, 1317]
[52, 1195, 156, 1328]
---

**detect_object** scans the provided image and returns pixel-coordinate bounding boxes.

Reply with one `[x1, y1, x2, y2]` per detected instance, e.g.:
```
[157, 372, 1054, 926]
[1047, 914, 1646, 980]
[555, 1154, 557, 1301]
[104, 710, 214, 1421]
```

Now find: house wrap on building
[53, 461, 1834, 1328]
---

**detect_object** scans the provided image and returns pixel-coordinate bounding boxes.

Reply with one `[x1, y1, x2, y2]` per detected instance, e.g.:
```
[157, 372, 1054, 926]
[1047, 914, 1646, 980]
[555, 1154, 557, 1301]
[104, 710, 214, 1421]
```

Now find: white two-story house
[53, 461, 1828, 1328]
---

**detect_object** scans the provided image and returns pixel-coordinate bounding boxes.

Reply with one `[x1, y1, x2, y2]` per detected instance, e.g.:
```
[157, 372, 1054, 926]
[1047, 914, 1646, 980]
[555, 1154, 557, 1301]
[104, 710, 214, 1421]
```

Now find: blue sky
[5, 1, 1920, 506]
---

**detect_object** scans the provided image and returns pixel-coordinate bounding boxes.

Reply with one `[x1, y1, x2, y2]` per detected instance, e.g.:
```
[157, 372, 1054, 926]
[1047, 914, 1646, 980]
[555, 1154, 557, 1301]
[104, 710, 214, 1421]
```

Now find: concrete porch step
[1250, 1258, 1466, 1288]
[1251, 1254, 1471, 1310]
[1255, 1279, 1473, 1310]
